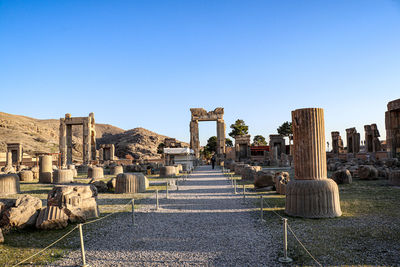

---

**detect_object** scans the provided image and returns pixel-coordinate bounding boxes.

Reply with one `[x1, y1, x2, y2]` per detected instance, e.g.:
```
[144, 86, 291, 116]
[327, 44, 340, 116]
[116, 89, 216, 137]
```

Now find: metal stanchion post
[230, 173, 233, 186]
[156, 189, 159, 210]
[234, 179, 237, 194]
[79, 223, 89, 267]
[278, 218, 293, 263]
[176, 179, 179, 191]
[260, 196, 265, 222]
[243, 184, 246, 201]
[166, 182, 169, 199]
[131, 199, 135, 226]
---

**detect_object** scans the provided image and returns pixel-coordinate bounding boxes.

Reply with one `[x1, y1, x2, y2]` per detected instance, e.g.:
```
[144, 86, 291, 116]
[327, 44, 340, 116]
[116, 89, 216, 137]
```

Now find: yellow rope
[12, 225, 78, 267]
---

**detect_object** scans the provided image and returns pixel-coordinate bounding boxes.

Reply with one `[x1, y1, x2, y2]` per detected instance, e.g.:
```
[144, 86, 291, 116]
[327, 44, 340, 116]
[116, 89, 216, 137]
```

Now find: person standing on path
[211, 155, 216, 169]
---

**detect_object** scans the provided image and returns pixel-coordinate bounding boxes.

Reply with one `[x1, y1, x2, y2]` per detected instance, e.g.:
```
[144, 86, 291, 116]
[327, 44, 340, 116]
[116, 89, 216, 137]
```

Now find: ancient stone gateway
[99, 144, 115, 161]
[346, 127, 360, 154]
[6, 143, 23, 168]
[385, 98, 400, 158]
[364, 124, 382, 153]
[234, 135, 251, 162]
[331, 131, 344, 154]
[59, 113, 96, 166]
[269, 135, 286, 165]
[285, 108, 342, 218]
[190, 108, 226, 159]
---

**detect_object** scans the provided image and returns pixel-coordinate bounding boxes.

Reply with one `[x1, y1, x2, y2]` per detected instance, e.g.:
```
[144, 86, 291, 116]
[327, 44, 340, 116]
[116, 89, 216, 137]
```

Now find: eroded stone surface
[47, 185, 99, 223]
[36, 206, 68, 230]
[2, 195, 42, 229]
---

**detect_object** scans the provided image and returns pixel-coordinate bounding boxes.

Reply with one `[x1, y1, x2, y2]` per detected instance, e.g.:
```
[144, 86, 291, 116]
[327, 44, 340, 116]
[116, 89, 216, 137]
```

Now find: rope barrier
[12, 225, 79, 267]
[260, 195, 322, 266]
[287, 224, 322, 267]
[12, 196, 142, 266]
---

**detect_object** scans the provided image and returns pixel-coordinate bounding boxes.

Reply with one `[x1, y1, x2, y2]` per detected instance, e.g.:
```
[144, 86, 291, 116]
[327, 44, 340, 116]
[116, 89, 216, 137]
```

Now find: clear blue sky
[1, 0, 399, 147]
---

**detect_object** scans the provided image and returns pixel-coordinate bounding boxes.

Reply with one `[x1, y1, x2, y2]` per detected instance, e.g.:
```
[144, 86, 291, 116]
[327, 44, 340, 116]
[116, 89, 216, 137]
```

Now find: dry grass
[0, 178, 156, 266]
[252, 178, 400, 266]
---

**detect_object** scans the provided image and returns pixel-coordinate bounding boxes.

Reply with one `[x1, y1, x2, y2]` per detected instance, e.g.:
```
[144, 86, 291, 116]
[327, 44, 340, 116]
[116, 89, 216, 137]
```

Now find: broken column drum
[53, 169, 74, 184]
[39, 155, 53, 183]
[115, 173, 148, 193]
[87, 167, 104, 179]
[285, 108, 342, 218]
[0, 174, 20, 194]
[19, 170, 34, 182]
[110, 165, 123, 176]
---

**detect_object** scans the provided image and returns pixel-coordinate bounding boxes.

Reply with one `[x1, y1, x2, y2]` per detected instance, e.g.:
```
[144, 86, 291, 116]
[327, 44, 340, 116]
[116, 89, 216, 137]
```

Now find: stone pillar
[59, 119, 67, 167]
[66, 124, 73, 165]
[216, 120, 226, 156]
[190, 120, 200, 158]
[5, 151, 12, 167]
[110, 144, 115, 160]
[83, 118, 90, 164]
[39, 155, 53, 183]
[89, 113, 96, 161]
[285, 108, 342, 218]
[99, 148, 104, 161]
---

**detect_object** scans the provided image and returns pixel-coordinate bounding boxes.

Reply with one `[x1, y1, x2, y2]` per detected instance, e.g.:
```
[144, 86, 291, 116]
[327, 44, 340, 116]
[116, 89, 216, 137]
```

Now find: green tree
[228, 119, 249, 138]
[277, 121, 293, 145]
[204, 136, 217, 153]
[225, 138, 233, 147]
[252, 135, 267, 146]
[277, 121, 292, 137]
[201, 136, 217, 160]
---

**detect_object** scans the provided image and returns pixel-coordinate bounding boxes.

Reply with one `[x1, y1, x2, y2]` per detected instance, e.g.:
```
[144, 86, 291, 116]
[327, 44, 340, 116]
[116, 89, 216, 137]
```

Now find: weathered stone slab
[2, 195, 42, 229]
[36, 206, 68, 230]
[47, 185, 99, 223]
[254, 170, 274, 188]
[331, 169, 352, 184]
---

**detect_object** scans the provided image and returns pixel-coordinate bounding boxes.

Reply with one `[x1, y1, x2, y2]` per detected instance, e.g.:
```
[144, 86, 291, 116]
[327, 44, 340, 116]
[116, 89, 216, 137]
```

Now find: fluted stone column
[66, 124, 73, 165]
[216, 120, 226, 156]
[285, 108, 342, 218]
[59, 119, 67, 167]
[190, 121, 200, 158]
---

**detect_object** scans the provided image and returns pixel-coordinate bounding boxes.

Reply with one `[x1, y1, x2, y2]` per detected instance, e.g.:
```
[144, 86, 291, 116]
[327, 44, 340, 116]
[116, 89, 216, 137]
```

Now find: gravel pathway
[53, 166, 281, 266]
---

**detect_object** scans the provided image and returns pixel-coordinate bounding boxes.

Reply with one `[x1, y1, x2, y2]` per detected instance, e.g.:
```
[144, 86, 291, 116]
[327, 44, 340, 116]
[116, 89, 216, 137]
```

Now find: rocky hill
[98, 127, 189, 160]
[0, 112, 187, 160]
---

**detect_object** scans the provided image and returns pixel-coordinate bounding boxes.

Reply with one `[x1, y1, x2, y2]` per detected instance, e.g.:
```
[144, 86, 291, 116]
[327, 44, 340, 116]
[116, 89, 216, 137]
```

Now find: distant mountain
[0, 112, 187, 161]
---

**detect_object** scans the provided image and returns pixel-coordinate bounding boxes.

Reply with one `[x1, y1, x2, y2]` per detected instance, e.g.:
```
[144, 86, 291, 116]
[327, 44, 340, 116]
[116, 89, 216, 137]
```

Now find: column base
[285, 179, 342, 218]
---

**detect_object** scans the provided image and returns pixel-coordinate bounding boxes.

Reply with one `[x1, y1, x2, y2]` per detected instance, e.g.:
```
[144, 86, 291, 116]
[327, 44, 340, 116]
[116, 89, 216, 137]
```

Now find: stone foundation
[286, 179, 342, 218]
[0, 174, 20, 194]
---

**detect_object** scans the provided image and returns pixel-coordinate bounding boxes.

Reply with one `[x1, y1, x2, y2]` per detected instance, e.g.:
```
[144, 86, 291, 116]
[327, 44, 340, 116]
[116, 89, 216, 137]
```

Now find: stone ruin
[0, 174, 20, 195]
[385, 98, 400, 158]
[59, 113, 96, 166]
[364, 124, 382, 153]
[285, 108, 342, 218]
[0, 184, 99, 235]
[346, 127, 360, 154]
[331, 131, 344, 154]
[115, 173, 149, 193]
[164, 138, 182, 148]
[36, 185, 99, 229]
[6, 143, 23, 168]
[99, 144, 115, 161]
[39, 155, 53, 183]
[190, 108, 226, 159]
[269, 135, 286, 166]
[234, 135, 251, 162]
